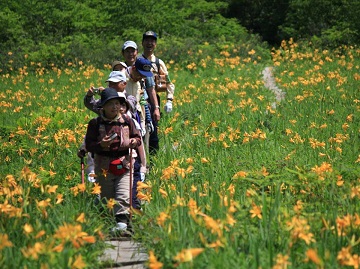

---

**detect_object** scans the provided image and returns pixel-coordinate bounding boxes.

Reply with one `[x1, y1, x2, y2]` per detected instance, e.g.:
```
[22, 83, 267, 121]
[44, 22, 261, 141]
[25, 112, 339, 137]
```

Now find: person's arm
[159, 59, 175, 101]
[84, 86, 103, 114]
[85, 118, 103, 153]
[127, 115, 142, 148]
[144, 77, 160, 121]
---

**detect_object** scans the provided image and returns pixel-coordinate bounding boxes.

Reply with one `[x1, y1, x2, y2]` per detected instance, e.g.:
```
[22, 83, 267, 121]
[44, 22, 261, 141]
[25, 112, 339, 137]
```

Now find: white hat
[122, 40, 138, 51]
[105, 71, 127, 83]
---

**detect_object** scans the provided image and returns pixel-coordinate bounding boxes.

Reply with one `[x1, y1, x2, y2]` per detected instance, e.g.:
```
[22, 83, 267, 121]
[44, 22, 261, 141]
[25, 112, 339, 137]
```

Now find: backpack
[143, 55, 167, 92]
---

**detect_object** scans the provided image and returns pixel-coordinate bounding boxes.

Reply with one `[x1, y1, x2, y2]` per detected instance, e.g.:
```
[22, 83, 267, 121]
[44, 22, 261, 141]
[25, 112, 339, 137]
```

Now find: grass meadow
[1, 41, 359, 268]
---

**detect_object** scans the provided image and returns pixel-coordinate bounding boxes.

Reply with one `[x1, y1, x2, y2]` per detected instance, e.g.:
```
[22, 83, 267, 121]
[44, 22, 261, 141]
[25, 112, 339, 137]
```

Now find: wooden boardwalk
[100, 238, 148, 269]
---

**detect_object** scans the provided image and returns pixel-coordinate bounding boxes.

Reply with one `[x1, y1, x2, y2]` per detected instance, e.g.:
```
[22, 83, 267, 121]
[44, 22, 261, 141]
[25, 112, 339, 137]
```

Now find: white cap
[105, 71, 127, 83]
[122, 40, 138, 51]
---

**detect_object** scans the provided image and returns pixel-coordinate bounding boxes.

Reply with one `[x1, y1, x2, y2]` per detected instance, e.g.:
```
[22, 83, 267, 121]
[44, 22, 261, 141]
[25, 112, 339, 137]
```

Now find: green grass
[1, 42, 359, 268]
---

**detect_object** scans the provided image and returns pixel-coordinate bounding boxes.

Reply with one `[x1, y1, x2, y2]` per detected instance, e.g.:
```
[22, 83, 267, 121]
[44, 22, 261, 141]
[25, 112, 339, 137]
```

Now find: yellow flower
[23, 223, 34, 234]
[272, 253, 291, 269]
[71, 254, 87, 269]
[207, 240, 225, 251]
[250, 203, 262, 219]
[76, 213, 86, 223]
[0, 233, 13, 250]
[148, 250, 163, 269]
[173, 248, 204, 263]
[261, 166, 269, 177]
[201, 214, 223, 236]
[36, 198, 51, 208]
[201, 158, 209, 163]
[337, 246, 352, 265]
[91, 183, 101, 195]
[191, 185, 197, 192]
[159, 188, 168, 198]
[350, 186, 360, 199]
[46, 185, 58, 194]
[137, 181, 150, 191]
[56, 194, 64, 204]
[53, 223, 95, 249]
[305, 248, 322, 266]
[78, 183, 86, 193]
[107, 198, 116, 209]
[161, 167, 176, 180]
[101, 169, 108, 178]
[35, 230, 46, 239]
[157, 212, 169, 227]
[226, 213, 236, 226]
[137, 192, 152, 202]
[232, 171, 247, 179]
[223, 142, 230, 148]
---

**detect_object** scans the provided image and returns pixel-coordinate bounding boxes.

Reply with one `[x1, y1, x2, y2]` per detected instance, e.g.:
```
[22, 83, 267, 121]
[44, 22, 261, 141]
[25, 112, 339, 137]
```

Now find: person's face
[118, 102, 128, 114]
[142, 37, 157, 54]
[122, 47, 137, 65]
[130, 67, 145, 82]
[113, 65, 126, 72]
[103, 99, 121, 119]
[108, 81, 127, 92]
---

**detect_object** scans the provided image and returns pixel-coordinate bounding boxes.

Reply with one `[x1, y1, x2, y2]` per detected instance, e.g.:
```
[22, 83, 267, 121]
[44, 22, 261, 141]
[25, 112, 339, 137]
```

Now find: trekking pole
[81, 157, 85, 184]
[129, 149, 133, 221]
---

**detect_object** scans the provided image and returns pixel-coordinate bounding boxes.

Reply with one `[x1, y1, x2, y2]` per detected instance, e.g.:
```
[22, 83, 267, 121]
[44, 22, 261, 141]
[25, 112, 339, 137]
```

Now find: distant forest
[1, 0, 359, 71]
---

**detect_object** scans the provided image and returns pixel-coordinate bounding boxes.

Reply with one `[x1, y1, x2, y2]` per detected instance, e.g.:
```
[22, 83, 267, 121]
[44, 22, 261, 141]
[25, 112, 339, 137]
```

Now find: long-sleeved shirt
[85, 113, 141, 158]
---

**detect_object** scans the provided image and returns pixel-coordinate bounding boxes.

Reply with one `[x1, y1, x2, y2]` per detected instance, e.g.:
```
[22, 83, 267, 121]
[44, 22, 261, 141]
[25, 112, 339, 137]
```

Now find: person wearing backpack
[140, 30, 175, 154]
[85, 88, 141, 232]
[82, 70, 148, 210]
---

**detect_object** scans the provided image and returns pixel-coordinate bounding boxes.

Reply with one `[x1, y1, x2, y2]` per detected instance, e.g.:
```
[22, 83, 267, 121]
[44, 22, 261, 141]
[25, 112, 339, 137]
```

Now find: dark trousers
[149, 94, 160, 155]
[132, 157, 141, 209]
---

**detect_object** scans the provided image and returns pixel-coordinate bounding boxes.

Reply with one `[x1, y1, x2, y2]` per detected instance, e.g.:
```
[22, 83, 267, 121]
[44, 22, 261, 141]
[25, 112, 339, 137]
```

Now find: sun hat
[111, 60, 127, 70]
[122, 40, 138, 51]
[135, 58, 153, 77]
[143, 31, 157, 40]
[105, 71, 127, 83]
[99, 88, 122, 107]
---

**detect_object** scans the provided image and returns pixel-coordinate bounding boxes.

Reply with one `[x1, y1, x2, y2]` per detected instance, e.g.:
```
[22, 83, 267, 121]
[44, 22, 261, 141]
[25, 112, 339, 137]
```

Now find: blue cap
[135, 58, 153, 77]
[143, 31, 157, 40]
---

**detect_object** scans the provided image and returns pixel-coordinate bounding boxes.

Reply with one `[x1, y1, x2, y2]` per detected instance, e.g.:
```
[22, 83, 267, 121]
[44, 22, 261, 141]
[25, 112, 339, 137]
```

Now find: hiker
[121, 40, 138, 67]
[111, 60, 127, 72]
[85, 87, 141, 231]
[140, 30, 175, 154]
[76, 71, 127, 182]
[84, 71, 127, 113]
[83, 70, 148, 209]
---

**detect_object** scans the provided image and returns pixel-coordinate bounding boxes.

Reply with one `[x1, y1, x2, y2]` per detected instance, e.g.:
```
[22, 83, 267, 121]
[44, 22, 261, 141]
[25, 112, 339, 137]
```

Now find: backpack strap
[97, 115, 130, 138]
[155, 57, 160, 74]
[142, 54, 161, 74]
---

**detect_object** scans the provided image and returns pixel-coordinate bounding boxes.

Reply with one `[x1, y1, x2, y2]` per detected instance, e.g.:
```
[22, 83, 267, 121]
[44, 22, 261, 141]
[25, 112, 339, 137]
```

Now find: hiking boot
[111, 222, 127, 233]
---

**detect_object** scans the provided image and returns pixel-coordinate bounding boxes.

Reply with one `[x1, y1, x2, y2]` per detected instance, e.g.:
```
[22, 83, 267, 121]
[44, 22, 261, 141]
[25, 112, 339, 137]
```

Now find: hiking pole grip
[81, 157, 85, 184]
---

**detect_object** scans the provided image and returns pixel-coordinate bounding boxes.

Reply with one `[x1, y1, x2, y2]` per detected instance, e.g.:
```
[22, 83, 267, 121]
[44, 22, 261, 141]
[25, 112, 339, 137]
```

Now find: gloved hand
[140, 126, 146, 137]
[140, 172, 146, 182]
[164, 100, 173, 113]
[77, 149, 86, 158]
[147, 121, 154, 134]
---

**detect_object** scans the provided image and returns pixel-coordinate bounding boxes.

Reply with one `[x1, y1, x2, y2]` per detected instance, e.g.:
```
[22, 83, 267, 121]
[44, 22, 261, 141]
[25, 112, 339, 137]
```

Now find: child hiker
[80, 70, 148, 209]
[85, 87, 141, 232]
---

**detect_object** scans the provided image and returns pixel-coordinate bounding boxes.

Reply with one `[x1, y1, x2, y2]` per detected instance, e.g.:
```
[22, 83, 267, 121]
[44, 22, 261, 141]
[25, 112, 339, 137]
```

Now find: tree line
[1, 0, 358, 73]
